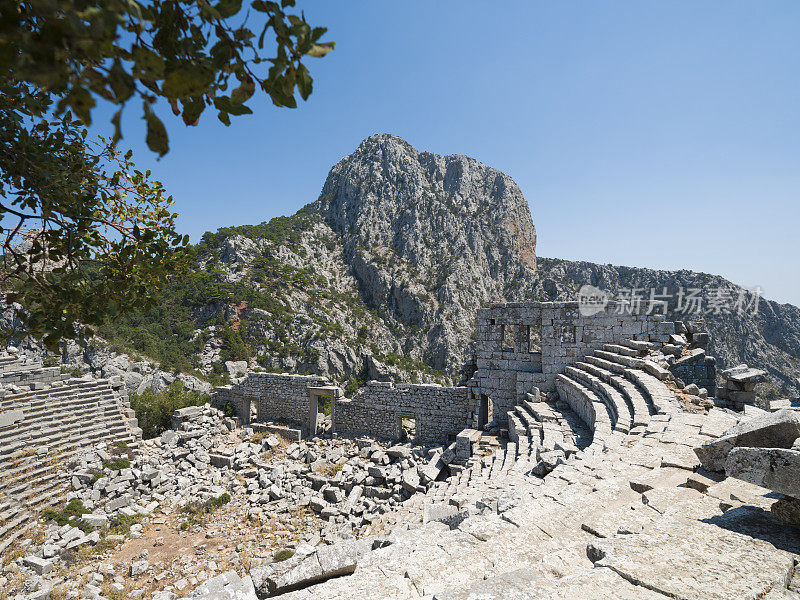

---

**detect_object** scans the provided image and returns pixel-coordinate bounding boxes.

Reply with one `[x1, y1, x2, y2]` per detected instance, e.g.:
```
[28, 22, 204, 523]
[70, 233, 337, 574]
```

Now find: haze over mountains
[100, 134, 800, 397]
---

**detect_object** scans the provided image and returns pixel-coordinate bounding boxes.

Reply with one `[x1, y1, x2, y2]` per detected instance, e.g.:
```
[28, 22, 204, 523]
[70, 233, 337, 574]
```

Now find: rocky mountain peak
[312, 134, 539, 372]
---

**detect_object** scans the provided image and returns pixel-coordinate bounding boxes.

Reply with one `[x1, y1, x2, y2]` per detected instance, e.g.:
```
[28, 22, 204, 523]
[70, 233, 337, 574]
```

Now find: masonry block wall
[333, 382, 476, 444]
[669, 349, 716, 395]
[471, 301, 674, 422]
[213, 373, 329, 427]
[0, 355, 42, 375]
[0, 365, 64, 388]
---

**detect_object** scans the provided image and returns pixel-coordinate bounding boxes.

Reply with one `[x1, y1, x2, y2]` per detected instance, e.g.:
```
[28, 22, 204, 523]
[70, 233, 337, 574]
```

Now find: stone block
[23, 555, 53, 575]
[694, 409, 800, 472]
[726, 447, 800, 497]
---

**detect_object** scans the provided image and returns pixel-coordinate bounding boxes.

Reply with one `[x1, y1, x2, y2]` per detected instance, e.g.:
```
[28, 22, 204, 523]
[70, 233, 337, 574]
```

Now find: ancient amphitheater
[1, 302, 798, 600]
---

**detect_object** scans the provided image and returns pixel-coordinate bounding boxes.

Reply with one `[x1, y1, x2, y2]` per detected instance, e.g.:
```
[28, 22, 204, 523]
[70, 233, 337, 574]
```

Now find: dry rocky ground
[1, 406, 467, 600]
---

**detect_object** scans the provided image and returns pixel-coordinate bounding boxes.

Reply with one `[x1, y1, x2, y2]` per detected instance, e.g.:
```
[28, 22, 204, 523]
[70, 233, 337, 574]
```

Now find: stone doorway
[307, 386, 340, 437]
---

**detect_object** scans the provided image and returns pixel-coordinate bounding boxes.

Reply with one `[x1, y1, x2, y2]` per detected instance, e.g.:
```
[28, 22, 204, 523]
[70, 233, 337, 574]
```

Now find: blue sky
[92, 1, 800, 305]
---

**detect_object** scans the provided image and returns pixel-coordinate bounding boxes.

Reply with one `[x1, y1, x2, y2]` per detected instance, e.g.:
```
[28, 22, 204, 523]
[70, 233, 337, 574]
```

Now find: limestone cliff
[314, 134, 538, 371]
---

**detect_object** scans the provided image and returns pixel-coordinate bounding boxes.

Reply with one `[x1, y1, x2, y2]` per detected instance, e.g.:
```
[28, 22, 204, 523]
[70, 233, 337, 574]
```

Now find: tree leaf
[143, 105, 169, 156]
[306, 42, 335, 58]
[215, 0, 243, 18]
[111, 109, 123, 146]
[132, 46, 166, 79]
[162, 65, 215, 99]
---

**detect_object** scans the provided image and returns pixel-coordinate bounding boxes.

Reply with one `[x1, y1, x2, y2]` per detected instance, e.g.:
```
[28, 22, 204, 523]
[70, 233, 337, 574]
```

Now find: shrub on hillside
[129, 382, 209, 440]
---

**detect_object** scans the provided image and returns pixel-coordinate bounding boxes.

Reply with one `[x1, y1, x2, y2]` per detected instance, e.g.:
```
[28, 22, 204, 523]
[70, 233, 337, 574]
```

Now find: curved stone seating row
[554, 374, 614, 438]
[0, 371, 141, 556]
[549, 338, 680, 451]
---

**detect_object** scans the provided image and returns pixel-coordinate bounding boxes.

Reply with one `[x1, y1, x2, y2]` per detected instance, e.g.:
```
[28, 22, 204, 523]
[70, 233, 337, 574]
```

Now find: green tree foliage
[0, 0, 334, 154]
[128, 381, 209, 439]
[220, 324, 248, 362]
[0, 82, 192, 347]
[0, 1, 332, 346]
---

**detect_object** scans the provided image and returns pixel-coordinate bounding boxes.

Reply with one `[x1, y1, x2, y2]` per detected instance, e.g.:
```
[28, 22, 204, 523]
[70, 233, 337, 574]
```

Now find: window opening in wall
[400, 417, 417, 442]
[527, 325, 542, 353]
[560, 324, 576, 343]
[478, 394, 492, 428]
[501, 323, 514, 352]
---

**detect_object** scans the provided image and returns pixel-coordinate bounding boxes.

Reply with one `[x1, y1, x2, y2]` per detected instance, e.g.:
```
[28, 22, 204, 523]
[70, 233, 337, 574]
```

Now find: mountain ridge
[91, 134, 800, 399]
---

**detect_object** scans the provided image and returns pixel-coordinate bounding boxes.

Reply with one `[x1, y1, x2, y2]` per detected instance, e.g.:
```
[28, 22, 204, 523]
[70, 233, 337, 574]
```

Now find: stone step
[594, 350, 646, 370]
[0, 379, 116, 405]
[0, 396, 123, 439]
[623, 368, 676, 415]
[585, 355, 626, 375]
[554, 374, 614, 443]
[602, 343, 640, 358]
[565, 366, 631, 433]
[0, 398, 122, 436]
[574, 361, 652, 423]
[0, 410, 130, 462]
[619, 338, 658, 352]
[0, 386, 119, 417]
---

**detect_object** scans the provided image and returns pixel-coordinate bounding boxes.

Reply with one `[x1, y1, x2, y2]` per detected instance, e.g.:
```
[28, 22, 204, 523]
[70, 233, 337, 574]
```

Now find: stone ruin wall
[471, 301, 675, 422]
[332, 381, 476, 444]
[213, 372, 477, 445]
[213, 373, 328, 426]
[669, 349, 717, 394]
[213, 302, 683, 442]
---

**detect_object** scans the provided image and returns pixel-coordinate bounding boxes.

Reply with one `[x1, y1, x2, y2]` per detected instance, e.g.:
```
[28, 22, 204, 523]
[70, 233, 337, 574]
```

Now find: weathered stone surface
[770, 496, 800, 528]
[187, 570, 258, 600]
[590, 507, 800, 600]
[22, 556, 53, 575]
[726, 447, 800, 497]
[694, 409, 800, 471]
[432, 566, 668, 600]
[722, 364, 768, 385]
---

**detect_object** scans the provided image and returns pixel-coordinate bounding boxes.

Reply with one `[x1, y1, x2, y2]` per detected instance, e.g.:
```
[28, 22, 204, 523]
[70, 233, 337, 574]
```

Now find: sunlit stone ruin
[1, 301, 799, 600]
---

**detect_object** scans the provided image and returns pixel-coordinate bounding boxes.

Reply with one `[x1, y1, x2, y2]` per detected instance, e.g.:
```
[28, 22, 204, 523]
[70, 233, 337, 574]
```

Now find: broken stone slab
[385, 445, 411, 460]
[694, 409, 800, 472]
[82, 513, 108, 528]
[66, 530, 100, 550]
[254, 539, 372, 596]
[401, 469, 420, 494]
[725, 447, 800, 498]
[440, 443, 459, 466]
[186, 569, 258, 600]
[770, 496, 800, 528]
[642, 361, 670, 380]
[130, 559, 149, 577]
[418, 452, 444, 484]
[455, 428, 481, 460]
[0, 408, 23, 429]
[422, 503, 468, 529]
[23, 555, 53, 575]
[722, 364, 768, 385]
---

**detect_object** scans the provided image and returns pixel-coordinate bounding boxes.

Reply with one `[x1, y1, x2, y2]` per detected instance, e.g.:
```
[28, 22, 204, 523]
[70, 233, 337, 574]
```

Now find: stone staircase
[554, 339, 676, 438]
[379, 338, 679, 537]
[0, 359, 142, 556]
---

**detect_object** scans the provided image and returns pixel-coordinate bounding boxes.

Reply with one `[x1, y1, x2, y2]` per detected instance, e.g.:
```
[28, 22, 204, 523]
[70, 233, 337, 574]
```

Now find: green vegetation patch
[178, 493, 232, 529]
[273, 548, 295, 562]
[42, 499, 93, 533]
[102, 458, 131, 471]
[129, 382, 210, 440]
